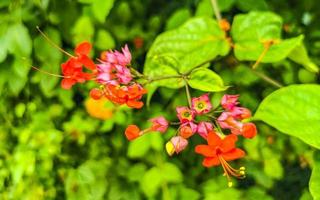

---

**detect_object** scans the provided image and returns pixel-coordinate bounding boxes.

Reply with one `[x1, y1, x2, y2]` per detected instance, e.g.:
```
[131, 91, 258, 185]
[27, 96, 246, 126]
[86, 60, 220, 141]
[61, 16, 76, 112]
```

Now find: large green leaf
[310, 151, 320, 200]
[144, 17, 230, 103]
[188, 68, 228, 92]
[231, 11, 317, 71]
[254, 84, 320, 149]
[144, 17, 230, 89]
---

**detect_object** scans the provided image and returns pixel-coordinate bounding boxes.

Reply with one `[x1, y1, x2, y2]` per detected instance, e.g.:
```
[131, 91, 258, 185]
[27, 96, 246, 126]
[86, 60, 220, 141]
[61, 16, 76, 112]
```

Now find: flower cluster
[125, 93, 257, 186]
[60, 42, 147, 109]
[35, 38, 257, 187]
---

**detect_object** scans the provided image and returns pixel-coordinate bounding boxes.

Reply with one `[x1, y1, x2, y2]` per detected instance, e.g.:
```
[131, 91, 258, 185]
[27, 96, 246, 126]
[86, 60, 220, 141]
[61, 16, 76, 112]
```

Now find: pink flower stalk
[176, 106, 195, 123]
[191, 94, 212, 114]
[150, 116, 169, 133]
[221, 94, 239, 110]
[197, 122, 213, 139]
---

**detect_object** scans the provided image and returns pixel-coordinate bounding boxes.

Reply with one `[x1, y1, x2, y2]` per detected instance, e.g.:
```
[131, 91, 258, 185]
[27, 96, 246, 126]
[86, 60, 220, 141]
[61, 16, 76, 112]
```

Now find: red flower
[125, 125, 141, 141]
[195, 131, 246, 187]
[104, 83, 147, 109]
[61, 42, 96, 89]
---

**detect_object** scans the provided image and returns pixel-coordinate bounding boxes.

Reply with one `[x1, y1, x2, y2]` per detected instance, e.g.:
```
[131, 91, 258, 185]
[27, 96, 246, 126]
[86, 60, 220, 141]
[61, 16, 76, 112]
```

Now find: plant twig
[184, 78, 192, 107]
[250, 69, 283, 88]
[210, 0, 222, 21]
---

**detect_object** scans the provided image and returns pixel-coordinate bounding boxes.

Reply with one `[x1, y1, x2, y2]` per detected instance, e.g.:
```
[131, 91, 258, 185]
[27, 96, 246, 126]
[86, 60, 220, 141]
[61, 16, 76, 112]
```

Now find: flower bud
[125, 125, 141, 141]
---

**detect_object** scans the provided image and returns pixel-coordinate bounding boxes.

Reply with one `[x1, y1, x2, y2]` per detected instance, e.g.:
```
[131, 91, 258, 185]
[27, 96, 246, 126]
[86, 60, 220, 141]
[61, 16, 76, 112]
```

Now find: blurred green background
[0, 0, 319, 199]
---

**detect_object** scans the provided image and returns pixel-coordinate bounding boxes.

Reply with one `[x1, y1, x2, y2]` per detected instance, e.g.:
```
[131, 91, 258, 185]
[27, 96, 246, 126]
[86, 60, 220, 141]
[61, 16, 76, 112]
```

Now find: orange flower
[85, 97, 113, 120]
[104, 83, 147, 109]
[125, 125, 141, 141]
[195, 131, 246, 187]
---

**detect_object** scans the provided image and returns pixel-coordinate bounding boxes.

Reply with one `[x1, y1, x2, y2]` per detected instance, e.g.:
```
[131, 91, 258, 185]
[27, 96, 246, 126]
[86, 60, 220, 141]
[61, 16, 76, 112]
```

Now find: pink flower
[191, 94, 212, 114]
[217, 112, 257, 139]
[114, 64, 132, 84]
[166, 136, 188, 155]
[101, 44, 131, 66]
[217, 112, 243, 130]
[197, 122, 213, 139]
[221, 94, 239, 110]
[150, 116, 169, 133]
[176, 106, 195, 123]
[230, 107, 252, 120]
[179, 122, 197, 139]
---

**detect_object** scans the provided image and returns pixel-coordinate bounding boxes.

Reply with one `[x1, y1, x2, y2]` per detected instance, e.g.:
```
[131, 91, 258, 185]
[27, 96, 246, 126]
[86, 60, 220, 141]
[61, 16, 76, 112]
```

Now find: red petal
[195, 145, 215, 157]
[125, 125, 141, 141]
[207, 131, 222, 147]
[242, 123, 257, 139]
[222, 148, 245, 161]
[75, 41, 91, 55]
[126, 100, 144, 109]
[202, 157, 220, 167]
[78, 55, 96, 70]
[61, 78, 76, 89]
[220, 134, 238, 153]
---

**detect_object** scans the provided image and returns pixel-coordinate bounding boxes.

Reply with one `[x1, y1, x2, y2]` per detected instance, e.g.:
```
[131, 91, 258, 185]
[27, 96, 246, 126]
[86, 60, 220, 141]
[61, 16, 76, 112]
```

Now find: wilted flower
[179, 122, 197, 139]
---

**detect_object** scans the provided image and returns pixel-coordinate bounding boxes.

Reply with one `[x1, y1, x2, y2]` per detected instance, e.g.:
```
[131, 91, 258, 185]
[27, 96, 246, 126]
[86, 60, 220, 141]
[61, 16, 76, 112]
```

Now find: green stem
[210, 0, 222, 21]
[145, 75, 182, 85]
[250, 69, 283, 88]
[184, 78, 192, 107]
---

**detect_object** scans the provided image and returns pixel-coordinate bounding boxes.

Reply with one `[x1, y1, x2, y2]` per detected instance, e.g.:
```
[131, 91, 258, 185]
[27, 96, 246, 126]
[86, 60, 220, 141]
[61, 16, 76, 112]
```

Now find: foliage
[0, 0, 320, 199]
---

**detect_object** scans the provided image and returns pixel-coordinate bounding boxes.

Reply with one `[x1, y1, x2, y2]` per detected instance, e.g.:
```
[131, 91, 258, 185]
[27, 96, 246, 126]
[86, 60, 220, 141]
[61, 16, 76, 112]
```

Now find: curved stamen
[36, 26, 75, 58]
[31, 66, 70, 78]
[218, 155, 246, 187]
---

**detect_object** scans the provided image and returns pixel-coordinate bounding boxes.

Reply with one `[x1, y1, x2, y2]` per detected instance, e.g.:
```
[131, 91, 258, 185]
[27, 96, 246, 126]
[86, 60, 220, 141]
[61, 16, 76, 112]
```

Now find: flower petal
[220, 134, 238, 152]
[75, 41, 91, 55]
[207, 131, 222, 147]
[202, 157, 220, 167]
[195, 145, 215, 157]
[222, 148, 245, 161]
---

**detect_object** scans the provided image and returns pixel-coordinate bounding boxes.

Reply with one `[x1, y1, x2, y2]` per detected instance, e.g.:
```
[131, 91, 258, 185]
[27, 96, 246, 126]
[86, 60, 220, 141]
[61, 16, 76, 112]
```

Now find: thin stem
[145, 75, 182, 85]
[250, 69, 283, 88]
[36, 26, 75, 58]
[252, 42, 272, 69]
[210, 0, 222, 21]
[31, 66, 68, 78]
[184, 78, 192, 107]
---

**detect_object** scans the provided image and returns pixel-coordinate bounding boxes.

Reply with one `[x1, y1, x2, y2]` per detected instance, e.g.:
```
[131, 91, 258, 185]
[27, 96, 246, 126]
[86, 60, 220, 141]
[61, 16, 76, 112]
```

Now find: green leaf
[165, 8, 191, 30]
[91, 0, 114, 23]
[161, 162, 183, 183]
[231, 11, 303, 63]
[140, 167, 162, 197]
[236, 0, 268, 11]
[288, 44, 319, 73]
[127, 134, 151, 158]
[7, 23, 32, 57]
[72, 16, 94, 44]
[254, 84, 320, 149]
[310, 151, 320, 200]
[144, 17, 230, 89]
[188, 68, 227, 92]
[95, 29, 115, 50]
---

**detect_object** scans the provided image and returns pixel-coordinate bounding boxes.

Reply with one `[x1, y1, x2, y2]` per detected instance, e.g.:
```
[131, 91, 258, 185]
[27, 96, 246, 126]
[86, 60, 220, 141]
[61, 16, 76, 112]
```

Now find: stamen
[31, 66, 69, 78]
[218, 155, 246, 186]
[36, 26, 75, 58]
